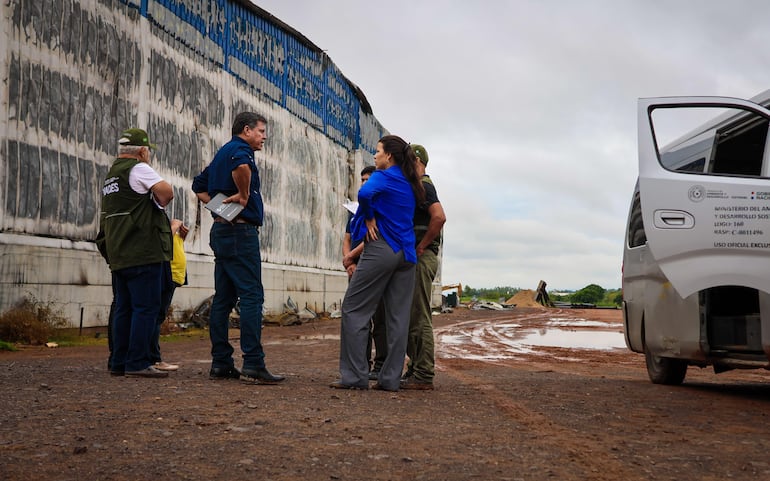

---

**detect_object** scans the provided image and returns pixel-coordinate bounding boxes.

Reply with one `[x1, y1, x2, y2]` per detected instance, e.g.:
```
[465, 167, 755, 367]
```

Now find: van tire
[644, 342, 687, 385]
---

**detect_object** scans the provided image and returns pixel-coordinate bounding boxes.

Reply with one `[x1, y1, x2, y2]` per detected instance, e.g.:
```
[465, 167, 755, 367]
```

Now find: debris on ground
[298, 307, 317, 320]
[534, 280, 553, 307]
[264, 312, 302, 326]
[472, 301, 509, 310]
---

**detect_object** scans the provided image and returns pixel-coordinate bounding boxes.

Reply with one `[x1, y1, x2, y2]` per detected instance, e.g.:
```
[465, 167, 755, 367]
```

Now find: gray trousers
[339, 238, 415, 390]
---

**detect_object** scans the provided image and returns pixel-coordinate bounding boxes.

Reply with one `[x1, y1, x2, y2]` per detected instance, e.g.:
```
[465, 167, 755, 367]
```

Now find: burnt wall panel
[60, 2, 76, 54]
[258, 155, 280, 205]
[167, 185, 188, 223]
[49, 71, 63, 137]
[93, 164, 110, 228]
[3, 0, 384, 265]
[324, 228, 341, 267]
[286, 216, 318, 263]
[8, 54, 20, 123]
[81, 86, 95, 148]
[62, 154, 79, 225]
[7, 55, 136, 168]
[149, 50, 225, 129]
[77, 159, 88, 226]
[0, 0, 403, 319]
[39, 66, 52, 132]
[40, 149, 59, 220]
[4, 142, 18, 216]
[62, 75, 78, 138]
[261, 210, 278, 253]
[80, 158, 98, 226]
[19, 143, 40, 220]
[145, 112, 206, 229]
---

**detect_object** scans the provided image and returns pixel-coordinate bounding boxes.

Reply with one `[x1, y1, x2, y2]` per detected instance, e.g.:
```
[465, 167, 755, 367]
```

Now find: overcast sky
[255, 0, 770, 291]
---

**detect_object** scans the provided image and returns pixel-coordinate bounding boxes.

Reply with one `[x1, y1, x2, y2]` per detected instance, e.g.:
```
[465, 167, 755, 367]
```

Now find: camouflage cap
[118, 128, 156, 149]
[411, 144, 429, 166]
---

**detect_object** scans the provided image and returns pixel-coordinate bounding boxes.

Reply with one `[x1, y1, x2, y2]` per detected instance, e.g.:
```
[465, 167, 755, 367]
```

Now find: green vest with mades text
[100, 158, 172, 271]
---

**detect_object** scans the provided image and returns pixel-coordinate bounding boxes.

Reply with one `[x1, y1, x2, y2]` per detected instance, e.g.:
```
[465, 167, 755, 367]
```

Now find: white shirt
[129, 162, 165, 209]
[128, 162, 163, 194]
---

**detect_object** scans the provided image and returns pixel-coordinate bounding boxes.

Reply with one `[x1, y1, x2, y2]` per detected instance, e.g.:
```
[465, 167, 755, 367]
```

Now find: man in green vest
[99, 127, 174, 378]
[401, 144, 446, 390]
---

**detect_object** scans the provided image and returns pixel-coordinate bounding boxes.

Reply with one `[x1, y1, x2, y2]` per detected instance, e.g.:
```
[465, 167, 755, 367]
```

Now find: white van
[623, 91, 770, 384]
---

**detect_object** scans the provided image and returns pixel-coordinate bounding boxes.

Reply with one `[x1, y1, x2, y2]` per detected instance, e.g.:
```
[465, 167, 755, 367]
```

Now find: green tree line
[463, 284, 622, 307]
[462, 286, 521, 302]
[550, 284, 622, 306]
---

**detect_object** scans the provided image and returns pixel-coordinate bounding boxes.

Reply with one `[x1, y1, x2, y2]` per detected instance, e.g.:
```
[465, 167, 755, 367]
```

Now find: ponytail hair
[378, 135, 425, 204]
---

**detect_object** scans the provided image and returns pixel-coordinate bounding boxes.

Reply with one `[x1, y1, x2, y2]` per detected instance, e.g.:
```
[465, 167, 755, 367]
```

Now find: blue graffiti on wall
[122, 0, 369, 152]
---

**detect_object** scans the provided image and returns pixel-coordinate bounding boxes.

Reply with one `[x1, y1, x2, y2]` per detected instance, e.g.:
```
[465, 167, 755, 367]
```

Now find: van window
[710, 114, 768, 176]
[651, 107, 769, 177]
[627, 193, 646, 248]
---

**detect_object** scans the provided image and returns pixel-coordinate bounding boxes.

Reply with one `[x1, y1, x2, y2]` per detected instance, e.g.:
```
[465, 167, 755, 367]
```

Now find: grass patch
[158, 329, 209, 342]
[46, 326, 209, 348]
[49, 328, 110, 347]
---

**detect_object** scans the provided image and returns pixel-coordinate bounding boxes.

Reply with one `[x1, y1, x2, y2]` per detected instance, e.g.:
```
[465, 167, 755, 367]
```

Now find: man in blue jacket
[192, 112, 285, 384]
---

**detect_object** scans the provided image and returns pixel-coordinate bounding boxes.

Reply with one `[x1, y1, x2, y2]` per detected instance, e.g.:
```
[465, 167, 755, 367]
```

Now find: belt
[213, 217, 252, 225]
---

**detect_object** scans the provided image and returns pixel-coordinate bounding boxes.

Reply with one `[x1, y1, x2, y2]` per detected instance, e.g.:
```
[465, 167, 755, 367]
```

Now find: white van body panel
[624, 93, 770, 384]
[637, 97, 770, 299]
[642, 282, 702, 360]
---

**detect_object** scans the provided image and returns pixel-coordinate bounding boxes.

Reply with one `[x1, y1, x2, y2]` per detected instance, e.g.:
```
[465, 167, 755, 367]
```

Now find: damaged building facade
[0, 0, 390, 326]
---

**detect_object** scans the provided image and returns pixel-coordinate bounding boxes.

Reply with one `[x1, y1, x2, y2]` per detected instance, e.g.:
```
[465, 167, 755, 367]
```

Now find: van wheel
[644, 343, 687, 385]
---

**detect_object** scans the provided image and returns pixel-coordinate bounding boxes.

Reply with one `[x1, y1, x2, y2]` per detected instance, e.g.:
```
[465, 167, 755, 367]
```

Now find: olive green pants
[406, 249, 439, 382]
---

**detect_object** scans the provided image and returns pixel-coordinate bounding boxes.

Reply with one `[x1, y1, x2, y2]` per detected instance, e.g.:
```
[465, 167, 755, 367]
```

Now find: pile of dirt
[505, 289, 545, 308]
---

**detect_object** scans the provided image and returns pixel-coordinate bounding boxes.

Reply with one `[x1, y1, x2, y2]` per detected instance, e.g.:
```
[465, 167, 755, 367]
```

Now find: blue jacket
[352, 165, 416, 264]
[192, 136, 263, 225]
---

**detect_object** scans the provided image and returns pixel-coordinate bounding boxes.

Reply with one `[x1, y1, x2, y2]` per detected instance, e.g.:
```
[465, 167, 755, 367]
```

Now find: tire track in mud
[441, 363, 637, 481]
[435, 311, 553, 361]
[436, 312, 637, 480]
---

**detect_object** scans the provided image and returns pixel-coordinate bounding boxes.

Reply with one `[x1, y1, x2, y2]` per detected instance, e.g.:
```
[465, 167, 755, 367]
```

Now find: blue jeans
[150, 262, 176, 364]
[107, 275, 116, 371]
[111, 263, 163, 372]
[209, 223, 265, 370]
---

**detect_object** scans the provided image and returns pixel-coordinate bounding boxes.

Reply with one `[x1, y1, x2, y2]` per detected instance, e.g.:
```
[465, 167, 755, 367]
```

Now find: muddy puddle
[435, 313, 625, 361]
[262, 312, 626, 361]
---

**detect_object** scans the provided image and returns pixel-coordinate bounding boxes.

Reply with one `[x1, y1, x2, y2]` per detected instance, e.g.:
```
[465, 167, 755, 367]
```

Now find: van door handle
[653, 210, 695, 229]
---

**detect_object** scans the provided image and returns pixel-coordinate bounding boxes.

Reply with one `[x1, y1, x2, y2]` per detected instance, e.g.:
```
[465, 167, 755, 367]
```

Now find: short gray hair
[118, 145, 144, 156]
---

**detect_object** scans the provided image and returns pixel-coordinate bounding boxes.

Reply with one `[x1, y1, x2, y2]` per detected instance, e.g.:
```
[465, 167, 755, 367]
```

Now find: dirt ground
[3, 306, 770, 481]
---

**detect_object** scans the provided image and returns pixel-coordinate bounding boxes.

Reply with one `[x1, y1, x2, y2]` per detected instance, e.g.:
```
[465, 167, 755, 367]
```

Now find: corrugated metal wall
[0, 0, 389, 325]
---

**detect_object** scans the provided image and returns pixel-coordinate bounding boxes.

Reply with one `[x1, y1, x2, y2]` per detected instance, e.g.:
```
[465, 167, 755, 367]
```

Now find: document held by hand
[204, 193, 244, 222]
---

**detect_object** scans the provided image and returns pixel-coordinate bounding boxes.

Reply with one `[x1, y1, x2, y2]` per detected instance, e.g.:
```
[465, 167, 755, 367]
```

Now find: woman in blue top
[332, 135, 425, 391]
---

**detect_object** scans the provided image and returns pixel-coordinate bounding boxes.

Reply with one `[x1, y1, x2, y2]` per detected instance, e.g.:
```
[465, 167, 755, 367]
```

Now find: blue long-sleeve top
[191, 136, 263, 225]
[351, 165, 416, 264]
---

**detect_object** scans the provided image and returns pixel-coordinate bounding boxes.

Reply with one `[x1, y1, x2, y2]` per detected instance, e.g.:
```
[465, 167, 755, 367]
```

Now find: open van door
[638, 97, 770, 299]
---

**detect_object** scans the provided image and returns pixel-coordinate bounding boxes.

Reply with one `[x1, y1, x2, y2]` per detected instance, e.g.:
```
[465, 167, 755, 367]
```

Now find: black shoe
[368, 370, 379, 381]
[125, 366, 169, 378]
[372, 382, 399, 392]
[241, 367, 286, 384]
[330, 380, 368, 390]
[401, 370, 413, 381]
[400, 377, 435, 390]
[110, 370, 124, 377]
[209, 366, 241, 380]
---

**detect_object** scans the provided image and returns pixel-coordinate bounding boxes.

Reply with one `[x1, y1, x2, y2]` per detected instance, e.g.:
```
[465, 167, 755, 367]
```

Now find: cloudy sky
[255, 0, 770, 291]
